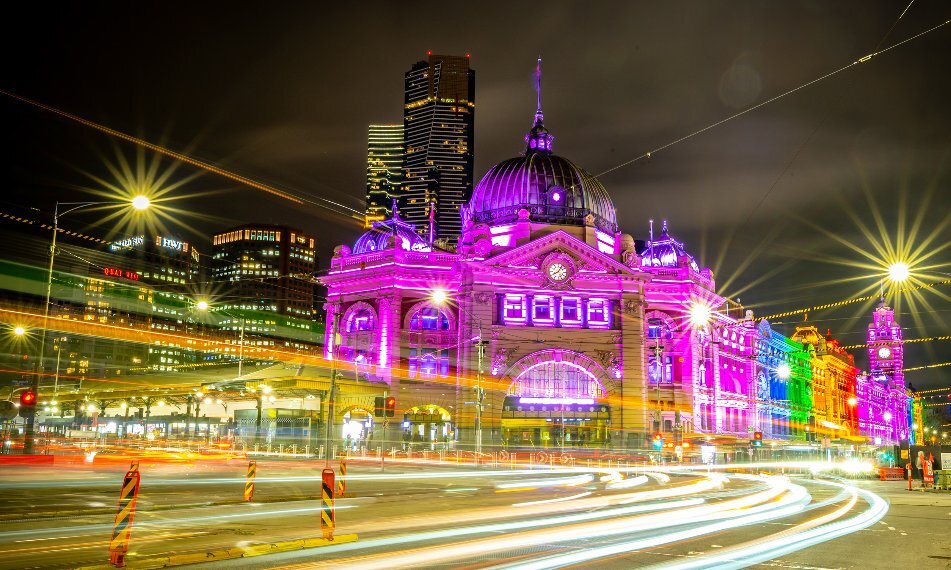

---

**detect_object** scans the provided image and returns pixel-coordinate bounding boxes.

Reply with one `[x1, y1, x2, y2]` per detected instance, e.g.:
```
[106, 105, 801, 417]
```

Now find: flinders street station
[322, 91, 914, 452]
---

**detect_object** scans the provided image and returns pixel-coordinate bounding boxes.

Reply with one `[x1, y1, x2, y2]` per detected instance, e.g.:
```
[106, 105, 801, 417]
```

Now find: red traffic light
[20, 390, 36, 406]
[384, 397, 396, 417]
[753, 431, 763, 441]
[653, 433, 662, 441]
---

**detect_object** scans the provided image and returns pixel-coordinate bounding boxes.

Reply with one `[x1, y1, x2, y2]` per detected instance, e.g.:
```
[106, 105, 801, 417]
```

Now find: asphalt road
[0, 456, 948, 569]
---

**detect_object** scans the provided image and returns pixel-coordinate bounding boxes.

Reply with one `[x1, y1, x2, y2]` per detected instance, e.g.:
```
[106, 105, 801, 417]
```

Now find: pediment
[480, 230, 640, 277]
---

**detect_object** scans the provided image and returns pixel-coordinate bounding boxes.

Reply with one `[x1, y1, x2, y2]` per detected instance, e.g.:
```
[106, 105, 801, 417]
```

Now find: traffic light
[374, 396, 385, 418]
[652, 433, 663, 449]
[384, 397, 396, 418]
[752, 431, 763, 448]
[18, 390, 36, 418]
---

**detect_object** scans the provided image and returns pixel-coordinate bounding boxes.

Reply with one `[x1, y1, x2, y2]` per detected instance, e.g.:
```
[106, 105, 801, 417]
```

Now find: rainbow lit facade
[321, 76, 909, 448]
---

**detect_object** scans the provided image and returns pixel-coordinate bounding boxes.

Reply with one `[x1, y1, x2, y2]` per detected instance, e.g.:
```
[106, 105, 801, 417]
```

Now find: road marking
[887, 526, 895, 530]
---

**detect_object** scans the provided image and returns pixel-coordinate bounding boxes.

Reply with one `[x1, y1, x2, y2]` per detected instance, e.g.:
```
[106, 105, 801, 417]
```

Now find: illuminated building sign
[156, 236, 188, 252]
[109, 235, 144, 251]
[103, 267, 140, 281]
[518, 397, 595, 405]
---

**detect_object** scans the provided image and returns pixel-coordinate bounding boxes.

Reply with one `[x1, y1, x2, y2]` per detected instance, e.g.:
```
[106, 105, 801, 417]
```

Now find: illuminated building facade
[364, 124, 404, 228]
[321, 74, 909, 449]
[401, 53, 475, 240]
[857, 300, 910, 444]
[212, 225, 317, 319]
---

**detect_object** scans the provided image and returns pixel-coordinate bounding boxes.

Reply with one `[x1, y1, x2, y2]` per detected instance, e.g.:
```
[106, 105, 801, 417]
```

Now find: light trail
[0, 88, 366, 223]
[285, 476, 798, 569]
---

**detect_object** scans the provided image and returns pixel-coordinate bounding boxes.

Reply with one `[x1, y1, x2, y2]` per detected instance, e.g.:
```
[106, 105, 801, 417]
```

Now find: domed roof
[464, 58, 618, 234]
[641, 220, 699, 271]
[353, 206, 430, 254]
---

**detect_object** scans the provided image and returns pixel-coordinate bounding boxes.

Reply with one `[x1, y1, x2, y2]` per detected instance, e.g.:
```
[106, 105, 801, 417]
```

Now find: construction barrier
[880, 467, 905, 481]
[109, 462, 141, 568]
[337, 459, 347, 497]
[321, 467, 335, 540]
[244, 461, 257, 501]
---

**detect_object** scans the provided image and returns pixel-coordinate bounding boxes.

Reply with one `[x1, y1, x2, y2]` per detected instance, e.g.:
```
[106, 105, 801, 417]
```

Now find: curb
[77, 533, 357, 569]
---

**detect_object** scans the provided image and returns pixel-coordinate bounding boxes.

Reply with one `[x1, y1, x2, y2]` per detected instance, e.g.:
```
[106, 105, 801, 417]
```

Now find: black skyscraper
[401, 53, 475, 241]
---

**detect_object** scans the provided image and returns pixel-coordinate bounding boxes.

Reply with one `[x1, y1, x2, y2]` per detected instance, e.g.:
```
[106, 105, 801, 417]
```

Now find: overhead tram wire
[0, 88, 364, 224]
[840, 335, 951, 351]
[567, 17, 951, 190]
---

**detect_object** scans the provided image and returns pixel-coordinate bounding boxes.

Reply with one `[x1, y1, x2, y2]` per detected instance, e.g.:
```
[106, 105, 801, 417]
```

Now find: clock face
[877, 347, 892, 359]
[548, 262, 569, 282]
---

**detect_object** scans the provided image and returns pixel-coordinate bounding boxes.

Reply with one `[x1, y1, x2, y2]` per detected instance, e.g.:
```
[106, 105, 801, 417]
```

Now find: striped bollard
[336, 459, 347, 497]
[321, 467, 335, 540]
[109, 462, 141, 568]
[244, 460, 257, 502]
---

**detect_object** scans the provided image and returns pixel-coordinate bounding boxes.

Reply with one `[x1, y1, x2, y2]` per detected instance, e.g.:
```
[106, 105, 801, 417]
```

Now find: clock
[548, 262, 569, 282]
[877, 347, 892, 359]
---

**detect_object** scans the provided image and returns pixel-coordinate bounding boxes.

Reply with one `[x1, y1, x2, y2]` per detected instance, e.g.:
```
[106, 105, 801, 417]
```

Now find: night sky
[1, 1, 948, 388]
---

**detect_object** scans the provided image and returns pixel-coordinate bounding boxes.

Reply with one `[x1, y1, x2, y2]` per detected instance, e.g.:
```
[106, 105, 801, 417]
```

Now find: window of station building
[533, 297, 552, 322]
[346, 308, 375, 332]
[408, 348, 450, 378]
[410, 307, 450, 331]
[587, 299, 608, 324]
[648, 354, 674, 383]
[561, 297, 580, 322]
[504, 295, 524, 320]
[647, 318, 672, 339]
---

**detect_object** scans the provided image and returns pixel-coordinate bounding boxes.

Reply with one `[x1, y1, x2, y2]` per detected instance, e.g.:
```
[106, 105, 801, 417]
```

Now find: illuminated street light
[13, 326, 25, 336]
[25, 195, 150, 453]
[887, 262, 910, 283]
[688, 302, 712, 328]
[776, 363, 791, 379]
[847, 396, 857, 407]
[911, 423, 918, 429]
[203, 397, 212, 405]
[131, 195, 151, 211]
[883, 411, 892, 422]
[195, 300, 209, 311]
[431, 288, 448, 305]
[157, 401, 165, 408]
[119, 402, 127, 410]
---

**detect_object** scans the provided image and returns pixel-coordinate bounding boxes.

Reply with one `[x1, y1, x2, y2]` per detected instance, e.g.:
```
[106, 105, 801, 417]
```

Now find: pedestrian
[915, 450, 925, 487]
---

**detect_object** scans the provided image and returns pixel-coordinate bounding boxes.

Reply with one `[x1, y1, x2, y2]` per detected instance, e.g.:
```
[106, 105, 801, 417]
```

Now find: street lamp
[13, 326, 25, 337]
[24, 196, 150, 453]
[887, 262, 910, 283]
[847, 396, 857, 407]
[431, 289, 485, 455]
[776, 362, 791, 380]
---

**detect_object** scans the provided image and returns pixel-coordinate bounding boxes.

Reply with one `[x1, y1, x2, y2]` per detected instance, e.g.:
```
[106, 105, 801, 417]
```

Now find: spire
[391, 197, 399, 220]
[525, 56, 554, 154]
[535, 55, 544, 126]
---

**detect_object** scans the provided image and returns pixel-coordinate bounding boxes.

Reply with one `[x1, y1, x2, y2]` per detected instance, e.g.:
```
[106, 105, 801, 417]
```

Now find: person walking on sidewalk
[915, 450, 925, 487]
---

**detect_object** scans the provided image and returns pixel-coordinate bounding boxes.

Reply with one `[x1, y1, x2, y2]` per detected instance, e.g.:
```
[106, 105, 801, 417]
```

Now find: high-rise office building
[402, 53, 475, 240]
[364, 124, 404, 228]
[211, 225, 317, 319]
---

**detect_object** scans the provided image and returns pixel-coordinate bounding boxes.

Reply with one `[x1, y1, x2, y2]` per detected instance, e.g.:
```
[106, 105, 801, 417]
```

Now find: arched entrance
[402, 405, 453, 448]
[340, 407, 373, 450]
[500, 350, 616, 448]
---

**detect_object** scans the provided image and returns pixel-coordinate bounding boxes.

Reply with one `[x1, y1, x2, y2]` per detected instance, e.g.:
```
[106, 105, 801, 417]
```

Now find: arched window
[346, 308, 376, 332]
[410, 307, 450, 331]
[511, 361, 605, 399]
[647, 317, 672, 340]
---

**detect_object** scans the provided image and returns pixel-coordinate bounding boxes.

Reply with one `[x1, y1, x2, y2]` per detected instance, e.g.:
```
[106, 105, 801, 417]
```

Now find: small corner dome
[641, 220, 700, 271]
[353, 214, 430, 254]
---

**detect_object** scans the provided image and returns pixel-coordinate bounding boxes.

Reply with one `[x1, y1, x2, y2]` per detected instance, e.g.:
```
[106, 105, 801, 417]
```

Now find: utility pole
[324, 310, 340, 465]
[475, 324, 486, 455]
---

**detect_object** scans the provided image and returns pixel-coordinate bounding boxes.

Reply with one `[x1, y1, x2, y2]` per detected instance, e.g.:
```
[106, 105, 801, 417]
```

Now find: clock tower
[867, 300, 903, 385]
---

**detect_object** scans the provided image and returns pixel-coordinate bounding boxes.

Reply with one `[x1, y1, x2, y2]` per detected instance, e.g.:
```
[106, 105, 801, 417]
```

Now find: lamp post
[324, 309, 341, 464]
[431, 289, 485, 455]
[24, 197, 149, 453]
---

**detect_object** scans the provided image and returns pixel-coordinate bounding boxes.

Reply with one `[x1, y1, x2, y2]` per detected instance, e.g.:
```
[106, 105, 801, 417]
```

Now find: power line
[577, 17, 951, 187]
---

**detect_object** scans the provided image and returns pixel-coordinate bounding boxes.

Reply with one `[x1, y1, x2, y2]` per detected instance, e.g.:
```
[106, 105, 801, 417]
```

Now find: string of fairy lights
[758, 279, 951, 321]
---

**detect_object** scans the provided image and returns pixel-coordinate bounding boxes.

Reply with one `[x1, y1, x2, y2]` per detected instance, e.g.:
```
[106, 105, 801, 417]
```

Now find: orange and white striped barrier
[109, 462, 141, 568]
[321, 467, 335, 540]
